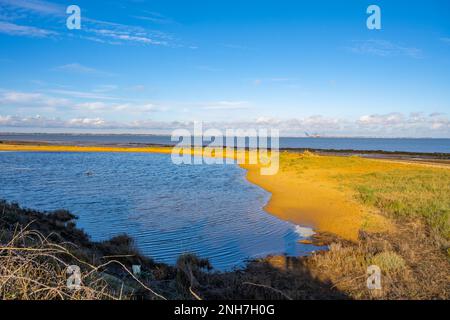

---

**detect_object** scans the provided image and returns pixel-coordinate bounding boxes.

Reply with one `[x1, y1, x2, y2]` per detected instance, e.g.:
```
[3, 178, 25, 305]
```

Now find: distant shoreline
[1, 132, 449, 139]
[1, 133, 450, 154]
[1, 139, 449, 163]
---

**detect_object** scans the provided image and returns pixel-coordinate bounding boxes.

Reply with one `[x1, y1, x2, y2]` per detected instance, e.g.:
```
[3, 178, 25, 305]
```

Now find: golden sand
[1, 143, 447, 241]
[241, 152, 393, 241]
[0, 144, 174, 154]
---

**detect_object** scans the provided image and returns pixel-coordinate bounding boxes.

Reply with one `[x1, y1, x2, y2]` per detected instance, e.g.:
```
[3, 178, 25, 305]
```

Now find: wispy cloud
[74, 101, 161, 114]
[45, 89, 118, 100]
[0, 0, 176, 46]
[0, 0, 62, 15]
[0, 90, 69, 108]
[0, 21, 57, 37]
[88, 28, 169, 46]
[441, 37, 450, 44]
[133, 11, 175, 25]
[0, 115, 110, 129]
[347, 40, 422, 58]
[0, 88, 167, 116]
[54, 63, 114, 76]
[92, 85, 118, 93]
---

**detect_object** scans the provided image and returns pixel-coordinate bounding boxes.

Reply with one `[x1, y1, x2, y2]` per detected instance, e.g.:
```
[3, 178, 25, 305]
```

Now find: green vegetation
[349, 168, 450, 245]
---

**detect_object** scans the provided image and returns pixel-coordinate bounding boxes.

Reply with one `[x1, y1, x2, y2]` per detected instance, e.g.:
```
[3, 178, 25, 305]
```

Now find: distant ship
[304, 132, 321, 138]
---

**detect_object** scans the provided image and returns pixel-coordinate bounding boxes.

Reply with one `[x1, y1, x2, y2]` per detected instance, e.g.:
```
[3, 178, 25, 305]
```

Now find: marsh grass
[370, 251, 406, 272]
[349, 168, 450, 246]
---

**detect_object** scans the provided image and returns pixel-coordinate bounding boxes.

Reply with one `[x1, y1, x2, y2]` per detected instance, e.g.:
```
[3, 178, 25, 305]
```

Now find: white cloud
[359, 113, 404, 125]
[74, 101, 160, 113]
[0, 89, 164, 115]
[67, 118, 107, 127]
[0, 90, 69, 108]
[46, 89, 117, 100]
[133, 11, 175, 25]
[1, 113, 448, 137]
[0, 21, 57, 37]
[0, 0, 62, 15]
[88, 29, 169, 46]
[54, 63, 114, 76]
[347, 40, 422, 58]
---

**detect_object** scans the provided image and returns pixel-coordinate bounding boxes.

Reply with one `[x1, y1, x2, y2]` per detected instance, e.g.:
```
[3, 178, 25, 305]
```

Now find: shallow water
[0, 152, 320, 270]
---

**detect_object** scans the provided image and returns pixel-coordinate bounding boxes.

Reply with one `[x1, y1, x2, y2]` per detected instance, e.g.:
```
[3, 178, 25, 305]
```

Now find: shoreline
[0, 141, 449, 241]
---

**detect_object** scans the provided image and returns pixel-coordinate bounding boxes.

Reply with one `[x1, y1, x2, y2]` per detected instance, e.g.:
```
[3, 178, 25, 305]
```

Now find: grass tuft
[370, 251, 406, 273]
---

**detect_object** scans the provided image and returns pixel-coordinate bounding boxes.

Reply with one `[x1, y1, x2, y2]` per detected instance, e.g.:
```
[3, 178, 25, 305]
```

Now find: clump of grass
[370, 251, 406, 273]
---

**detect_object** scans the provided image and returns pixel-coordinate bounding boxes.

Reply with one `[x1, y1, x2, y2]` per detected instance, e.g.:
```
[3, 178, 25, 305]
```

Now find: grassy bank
[342, 167, 450, 246]
[0, 200, 348, 300]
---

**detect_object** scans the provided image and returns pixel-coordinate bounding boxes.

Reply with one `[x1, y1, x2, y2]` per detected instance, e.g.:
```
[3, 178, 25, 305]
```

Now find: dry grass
[0, 227, 122, 300]
[0, 202, 170, 300]
[305, 220, 450, 299]
[0, 226, 171, 300]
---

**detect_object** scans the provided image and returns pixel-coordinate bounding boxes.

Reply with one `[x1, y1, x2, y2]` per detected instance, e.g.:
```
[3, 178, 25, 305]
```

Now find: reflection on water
[0, 152, 320, 270]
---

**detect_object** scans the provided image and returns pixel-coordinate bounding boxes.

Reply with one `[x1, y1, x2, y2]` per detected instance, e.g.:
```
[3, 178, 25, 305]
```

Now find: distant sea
[1, 133, 450, 153]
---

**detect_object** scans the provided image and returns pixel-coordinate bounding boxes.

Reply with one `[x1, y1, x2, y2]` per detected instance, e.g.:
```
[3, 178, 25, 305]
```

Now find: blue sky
[0, 0, 449, 137]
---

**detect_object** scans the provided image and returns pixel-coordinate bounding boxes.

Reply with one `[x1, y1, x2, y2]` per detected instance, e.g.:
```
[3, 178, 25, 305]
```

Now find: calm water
[0, 151, 319, 270]
[1, 133, 449, 153]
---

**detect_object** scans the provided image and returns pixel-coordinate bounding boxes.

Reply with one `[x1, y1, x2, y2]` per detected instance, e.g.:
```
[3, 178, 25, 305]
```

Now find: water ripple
[0, 152, 322, 270]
